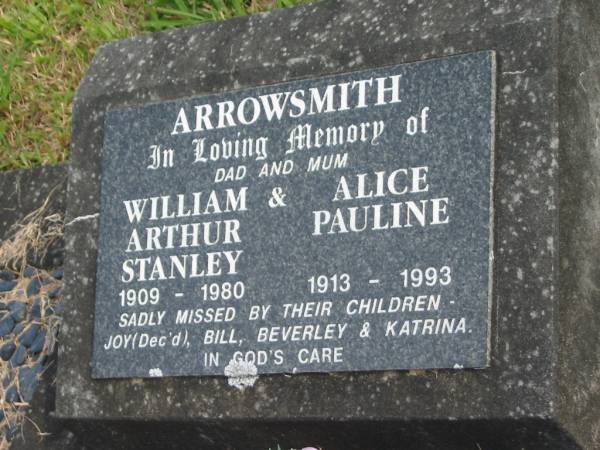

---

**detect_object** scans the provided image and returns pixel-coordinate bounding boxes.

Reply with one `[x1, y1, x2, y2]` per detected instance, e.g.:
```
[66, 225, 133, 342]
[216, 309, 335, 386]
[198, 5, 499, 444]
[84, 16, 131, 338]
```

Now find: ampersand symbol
[268, 187, 287, 208]
[360, 322, 371, 338]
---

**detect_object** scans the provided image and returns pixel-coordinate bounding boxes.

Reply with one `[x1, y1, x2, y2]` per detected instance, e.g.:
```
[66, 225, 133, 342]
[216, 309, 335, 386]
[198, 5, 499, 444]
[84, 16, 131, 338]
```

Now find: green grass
[0, 0, 312, 171]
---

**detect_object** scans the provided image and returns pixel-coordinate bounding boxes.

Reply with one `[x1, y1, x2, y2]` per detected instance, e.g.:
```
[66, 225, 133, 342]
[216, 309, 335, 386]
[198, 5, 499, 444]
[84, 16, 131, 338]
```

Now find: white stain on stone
[546, 236, 555, 253]
[65, 212, 99, 227]
[149, 368, 163, 377]
[224, 358, 258, 391]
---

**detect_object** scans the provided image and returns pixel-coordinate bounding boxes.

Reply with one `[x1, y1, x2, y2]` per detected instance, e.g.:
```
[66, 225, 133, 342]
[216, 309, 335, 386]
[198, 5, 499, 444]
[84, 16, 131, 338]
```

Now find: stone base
[22, 419, 590, 450]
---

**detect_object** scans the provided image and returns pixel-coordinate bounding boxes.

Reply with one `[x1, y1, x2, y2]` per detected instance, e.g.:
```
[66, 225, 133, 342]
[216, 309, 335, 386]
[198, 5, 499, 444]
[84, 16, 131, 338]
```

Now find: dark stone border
[12, 417, 584, 450]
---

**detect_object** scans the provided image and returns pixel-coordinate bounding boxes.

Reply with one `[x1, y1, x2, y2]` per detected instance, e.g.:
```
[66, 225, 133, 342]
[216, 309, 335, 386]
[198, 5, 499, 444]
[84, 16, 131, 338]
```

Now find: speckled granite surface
[54, 0, 600, 448]
[91, 51, 495, 379]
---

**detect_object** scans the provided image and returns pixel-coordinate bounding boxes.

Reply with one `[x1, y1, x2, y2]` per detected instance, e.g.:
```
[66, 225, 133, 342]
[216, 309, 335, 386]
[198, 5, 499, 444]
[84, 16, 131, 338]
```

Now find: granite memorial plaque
[92, 51, 495, 379]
